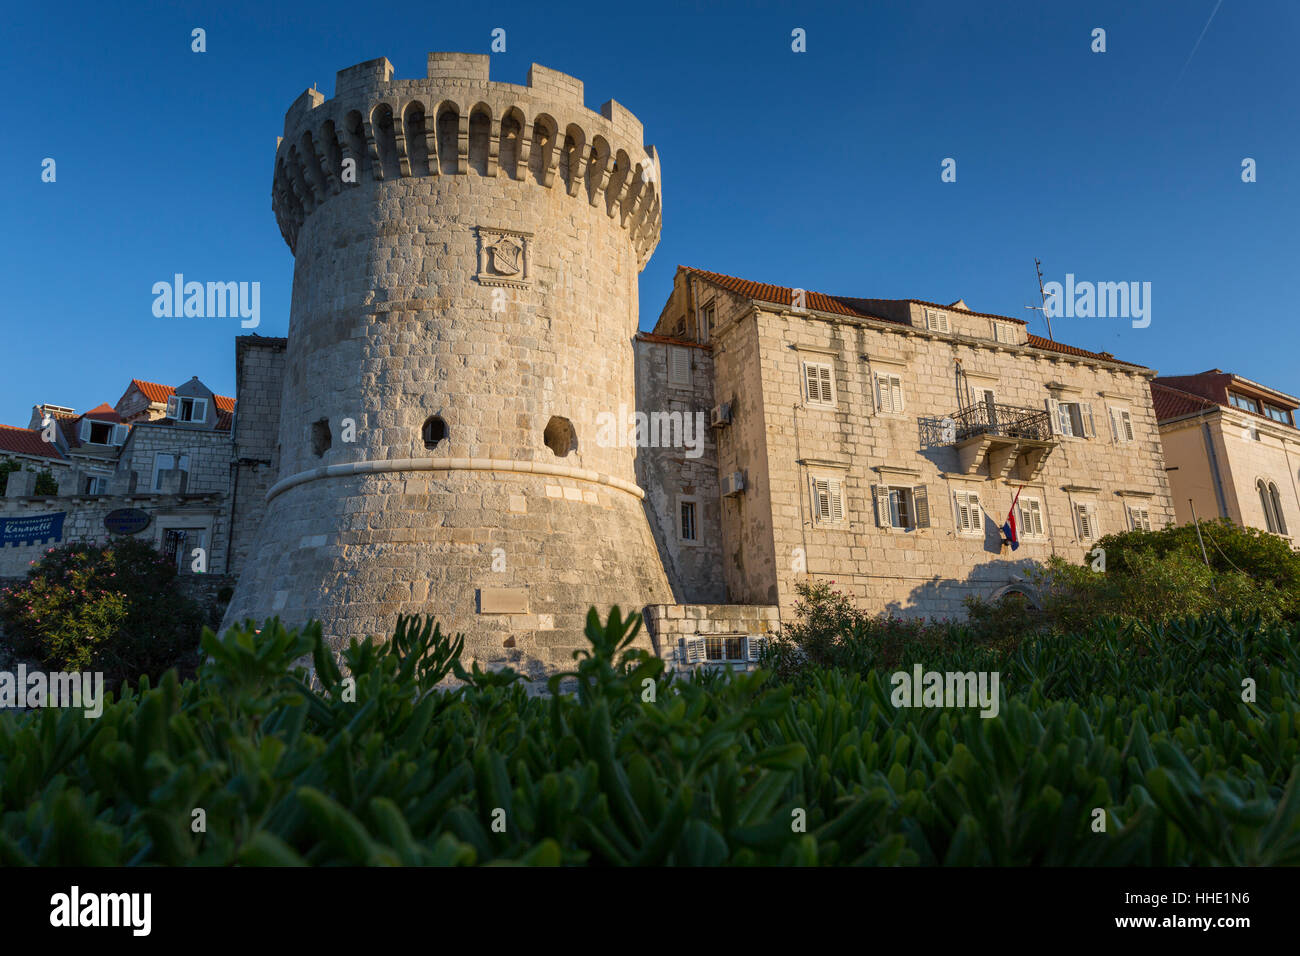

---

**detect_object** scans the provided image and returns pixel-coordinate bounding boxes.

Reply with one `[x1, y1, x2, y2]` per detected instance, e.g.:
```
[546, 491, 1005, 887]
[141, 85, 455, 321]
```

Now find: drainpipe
[1201, 418, 1229, 519]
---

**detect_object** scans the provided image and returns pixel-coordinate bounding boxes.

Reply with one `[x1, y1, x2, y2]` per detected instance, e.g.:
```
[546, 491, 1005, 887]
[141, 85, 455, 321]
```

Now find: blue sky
[2, 0, 1296, 424]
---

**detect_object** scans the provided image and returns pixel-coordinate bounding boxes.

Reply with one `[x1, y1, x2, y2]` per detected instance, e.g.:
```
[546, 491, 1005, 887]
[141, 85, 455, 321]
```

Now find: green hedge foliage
[2, 606, 1298, 865]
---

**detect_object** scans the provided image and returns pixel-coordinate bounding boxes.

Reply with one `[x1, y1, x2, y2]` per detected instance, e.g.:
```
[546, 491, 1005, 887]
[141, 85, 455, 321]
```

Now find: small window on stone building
[311, 419, 331, 457]
[679, 500, 697, 541]
[668, 346, 692, 387]
[544, 416, 577, 457]
[422, 415, 448, 449]
[699, 302, 715, 343]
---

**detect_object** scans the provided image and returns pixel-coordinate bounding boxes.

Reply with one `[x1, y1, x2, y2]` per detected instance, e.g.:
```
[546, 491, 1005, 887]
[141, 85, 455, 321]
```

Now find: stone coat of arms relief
[476, 227, 533, 289]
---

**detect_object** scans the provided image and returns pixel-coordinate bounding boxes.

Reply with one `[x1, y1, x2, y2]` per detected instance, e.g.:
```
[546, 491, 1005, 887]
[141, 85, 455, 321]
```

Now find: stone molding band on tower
[272, 53, 662, 269]
[265, 457, 648, 503]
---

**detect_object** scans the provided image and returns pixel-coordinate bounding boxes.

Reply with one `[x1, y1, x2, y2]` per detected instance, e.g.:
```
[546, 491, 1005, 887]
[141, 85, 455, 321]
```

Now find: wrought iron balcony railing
[949, 402, 1053, 443]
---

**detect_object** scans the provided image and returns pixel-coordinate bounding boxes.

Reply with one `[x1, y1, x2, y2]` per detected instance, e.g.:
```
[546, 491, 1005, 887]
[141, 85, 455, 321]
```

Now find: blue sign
[1, 512, 66, 547]
[104, 508, 151, 535]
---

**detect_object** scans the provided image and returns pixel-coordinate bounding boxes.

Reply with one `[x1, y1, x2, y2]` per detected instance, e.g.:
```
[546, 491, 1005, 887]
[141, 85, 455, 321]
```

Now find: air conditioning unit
[721, 471, 745, 497]
[711, 403, 732, 428]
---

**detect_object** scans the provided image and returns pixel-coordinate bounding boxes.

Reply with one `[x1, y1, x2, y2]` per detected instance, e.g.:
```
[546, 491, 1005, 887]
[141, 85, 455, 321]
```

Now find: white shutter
[1109, 408, 1120, 442]
[193, 398, 208, 422]
[874, 484, 891, 527]
[818, 366, 833, 404]
[875, 374, 890, 413]
[680, 637, 705, 664]
[111, 423, 128, 445]
[1120, 410, 1134, 442]
[78, 418, 91, 442]
[165, 396, 179, 417]
[1076, 503, 1094, 540]
[1081, 402, 1096, 438]
[891, 376, 904, 413]
[913, 485, 930, 528]
[669, 347, 691, 386]
[812, 477, 832, 521]
[828, 479, 844, 522]
[804, 363, 819, 403]
[746, 636, 767, 661]
[1045, 398, 1060, 436]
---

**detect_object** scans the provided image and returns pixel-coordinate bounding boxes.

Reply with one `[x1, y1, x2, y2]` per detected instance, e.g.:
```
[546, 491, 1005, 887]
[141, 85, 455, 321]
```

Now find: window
[973, 387, 996, 409]
[811, 477, 846, 524]
[1074, 502, 1099, 540]
[875, 372, 904, 414]
[1258, 479, 1288, 535]
[311, 419, 331, 457]
[699, 301, 715, 343]
[993, 321, 1016, 344]
[703, 635, 746, 663]
[668, 346, 692, 387]
[167, 396, 208, 423]
[925, 309, 951, 333]
[875, 484, 929, 529]
[679, 500, 698, 541]
[423, 415, 448, 449]
[151, 453, 190, 492]
[954, 490, 982, 535]
[1050, 399, 1095, 438]
[543, 416, 576, 457]
[1109, 407, 1135, 443]
[78, 419, 127, 445]
[1017, 497, 1046, 537]
[83, 475, 109, 494]
[162, 528, 208, 573]
[803, 361, 836, 407]
[1128, 505, 1152, 531]
[1264, 403, 1293, 425]
[1229, 393, 1260, 414]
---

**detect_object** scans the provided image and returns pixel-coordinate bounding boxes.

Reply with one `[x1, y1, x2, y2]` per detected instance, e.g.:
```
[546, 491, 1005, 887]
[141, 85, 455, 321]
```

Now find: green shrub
[0, 539, 204, 688]
[5, 606, 1294, 865]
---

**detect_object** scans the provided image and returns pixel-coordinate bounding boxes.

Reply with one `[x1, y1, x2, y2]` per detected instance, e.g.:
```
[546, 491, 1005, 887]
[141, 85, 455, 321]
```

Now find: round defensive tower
[223, 53, 674, 675]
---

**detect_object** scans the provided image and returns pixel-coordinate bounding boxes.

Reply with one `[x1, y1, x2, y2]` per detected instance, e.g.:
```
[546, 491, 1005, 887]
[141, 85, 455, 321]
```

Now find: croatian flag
[1002, 486, 1023, 551]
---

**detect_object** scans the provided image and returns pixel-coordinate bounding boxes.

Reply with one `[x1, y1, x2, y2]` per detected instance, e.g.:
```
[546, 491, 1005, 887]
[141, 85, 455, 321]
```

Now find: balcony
[947, 401, 1056, 481]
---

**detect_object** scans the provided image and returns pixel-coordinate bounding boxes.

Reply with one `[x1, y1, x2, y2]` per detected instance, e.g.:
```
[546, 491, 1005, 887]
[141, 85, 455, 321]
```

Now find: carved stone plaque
[476, 226, 533, 289]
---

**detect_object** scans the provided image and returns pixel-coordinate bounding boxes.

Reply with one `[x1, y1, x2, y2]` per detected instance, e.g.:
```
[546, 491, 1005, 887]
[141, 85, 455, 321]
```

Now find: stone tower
[223, 53, 674, 675]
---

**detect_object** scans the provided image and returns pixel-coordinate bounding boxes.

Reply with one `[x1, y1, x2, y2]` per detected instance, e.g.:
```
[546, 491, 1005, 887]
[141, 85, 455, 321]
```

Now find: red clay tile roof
[680, 267, 898, 321]
[683, 267, 1144, 368]
[1025, 334, 1147, 369]
[125, 379, 235, 413]
[215, 409, 233, 431]
[635, 331, 712, 350]
[0, 424, 65, 460]
[1150, 382, 1219, 422]
[81, 403, 122, 423]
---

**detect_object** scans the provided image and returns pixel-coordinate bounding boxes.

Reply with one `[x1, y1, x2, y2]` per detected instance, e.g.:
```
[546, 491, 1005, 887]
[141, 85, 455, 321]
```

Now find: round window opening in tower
[544, 416, 577, 457]
[422, 415, 448, 449]
[311, 419, 331, 457]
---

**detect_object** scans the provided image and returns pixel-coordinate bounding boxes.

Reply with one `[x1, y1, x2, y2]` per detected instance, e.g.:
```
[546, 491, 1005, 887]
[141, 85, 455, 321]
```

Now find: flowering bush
[0, 538, 204, 687]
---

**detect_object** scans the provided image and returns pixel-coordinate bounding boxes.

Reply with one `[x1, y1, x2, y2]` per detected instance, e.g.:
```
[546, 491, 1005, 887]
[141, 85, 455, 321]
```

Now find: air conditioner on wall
[721, 471, 745, 497]
[711, 403, 732, 427]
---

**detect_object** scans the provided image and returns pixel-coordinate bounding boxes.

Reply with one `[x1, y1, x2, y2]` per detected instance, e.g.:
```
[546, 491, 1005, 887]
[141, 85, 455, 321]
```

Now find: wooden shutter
[1080, 402, 1096, 438]
[875, 374, 890, 413]
[829, 479, 845, 522]
[1108, 408, 1120, 442]
[111, 424, 128, 445]
[1120, 410, 1134, 442]
[1075, 503, 1093, 539]
[913, 485, 930, 528]
[1044, 398, 1059, 436]
[874, 484, 890, 527]
[890, 376, 904, 413]
[817, 365, 833, 404]
[78, 418, 91, 442]
[165, 396, 179, 417]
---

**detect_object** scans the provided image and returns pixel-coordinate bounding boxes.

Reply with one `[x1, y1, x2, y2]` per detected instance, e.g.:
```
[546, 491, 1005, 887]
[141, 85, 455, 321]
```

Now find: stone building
[643, 267, 1177, 620]
[0, 377, 237, 577]
[219, 51, 1184, 675]
[1152, 370, 1300, 542]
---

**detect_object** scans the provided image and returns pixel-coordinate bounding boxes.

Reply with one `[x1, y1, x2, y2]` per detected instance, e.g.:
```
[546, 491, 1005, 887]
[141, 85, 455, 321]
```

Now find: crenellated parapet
[271, 53, 663, 268]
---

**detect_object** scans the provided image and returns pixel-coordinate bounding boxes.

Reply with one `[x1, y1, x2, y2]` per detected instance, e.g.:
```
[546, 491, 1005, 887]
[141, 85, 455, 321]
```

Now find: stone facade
[633, 334, 725, 604]
[650, 267, 1177, 619]
[643, 603, 779, 670]
[1153, 372, 1300, 543]
[228, 336, 287, 574]
[222, 54, 675, 675]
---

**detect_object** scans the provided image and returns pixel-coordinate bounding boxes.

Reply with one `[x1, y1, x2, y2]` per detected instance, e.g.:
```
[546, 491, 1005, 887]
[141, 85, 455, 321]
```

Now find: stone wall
[228, 336, 286, 576]
[633, 335, 725, 603]
[643, 603, 780, 669]
[0, 492, 229, 576]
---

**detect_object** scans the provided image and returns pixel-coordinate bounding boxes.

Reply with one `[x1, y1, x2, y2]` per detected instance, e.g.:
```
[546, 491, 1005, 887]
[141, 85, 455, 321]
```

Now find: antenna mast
[1025, 257, 1055, 342]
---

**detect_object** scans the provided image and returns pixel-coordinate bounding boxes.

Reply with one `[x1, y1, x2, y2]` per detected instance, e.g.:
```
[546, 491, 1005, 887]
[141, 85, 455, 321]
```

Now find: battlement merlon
[271, 53, 663, 265]
[278, 55, 650, 154]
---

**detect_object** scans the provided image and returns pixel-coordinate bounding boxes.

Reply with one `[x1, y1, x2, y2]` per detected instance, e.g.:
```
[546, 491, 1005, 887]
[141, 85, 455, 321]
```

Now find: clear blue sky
[3, 0, 1296, 425]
